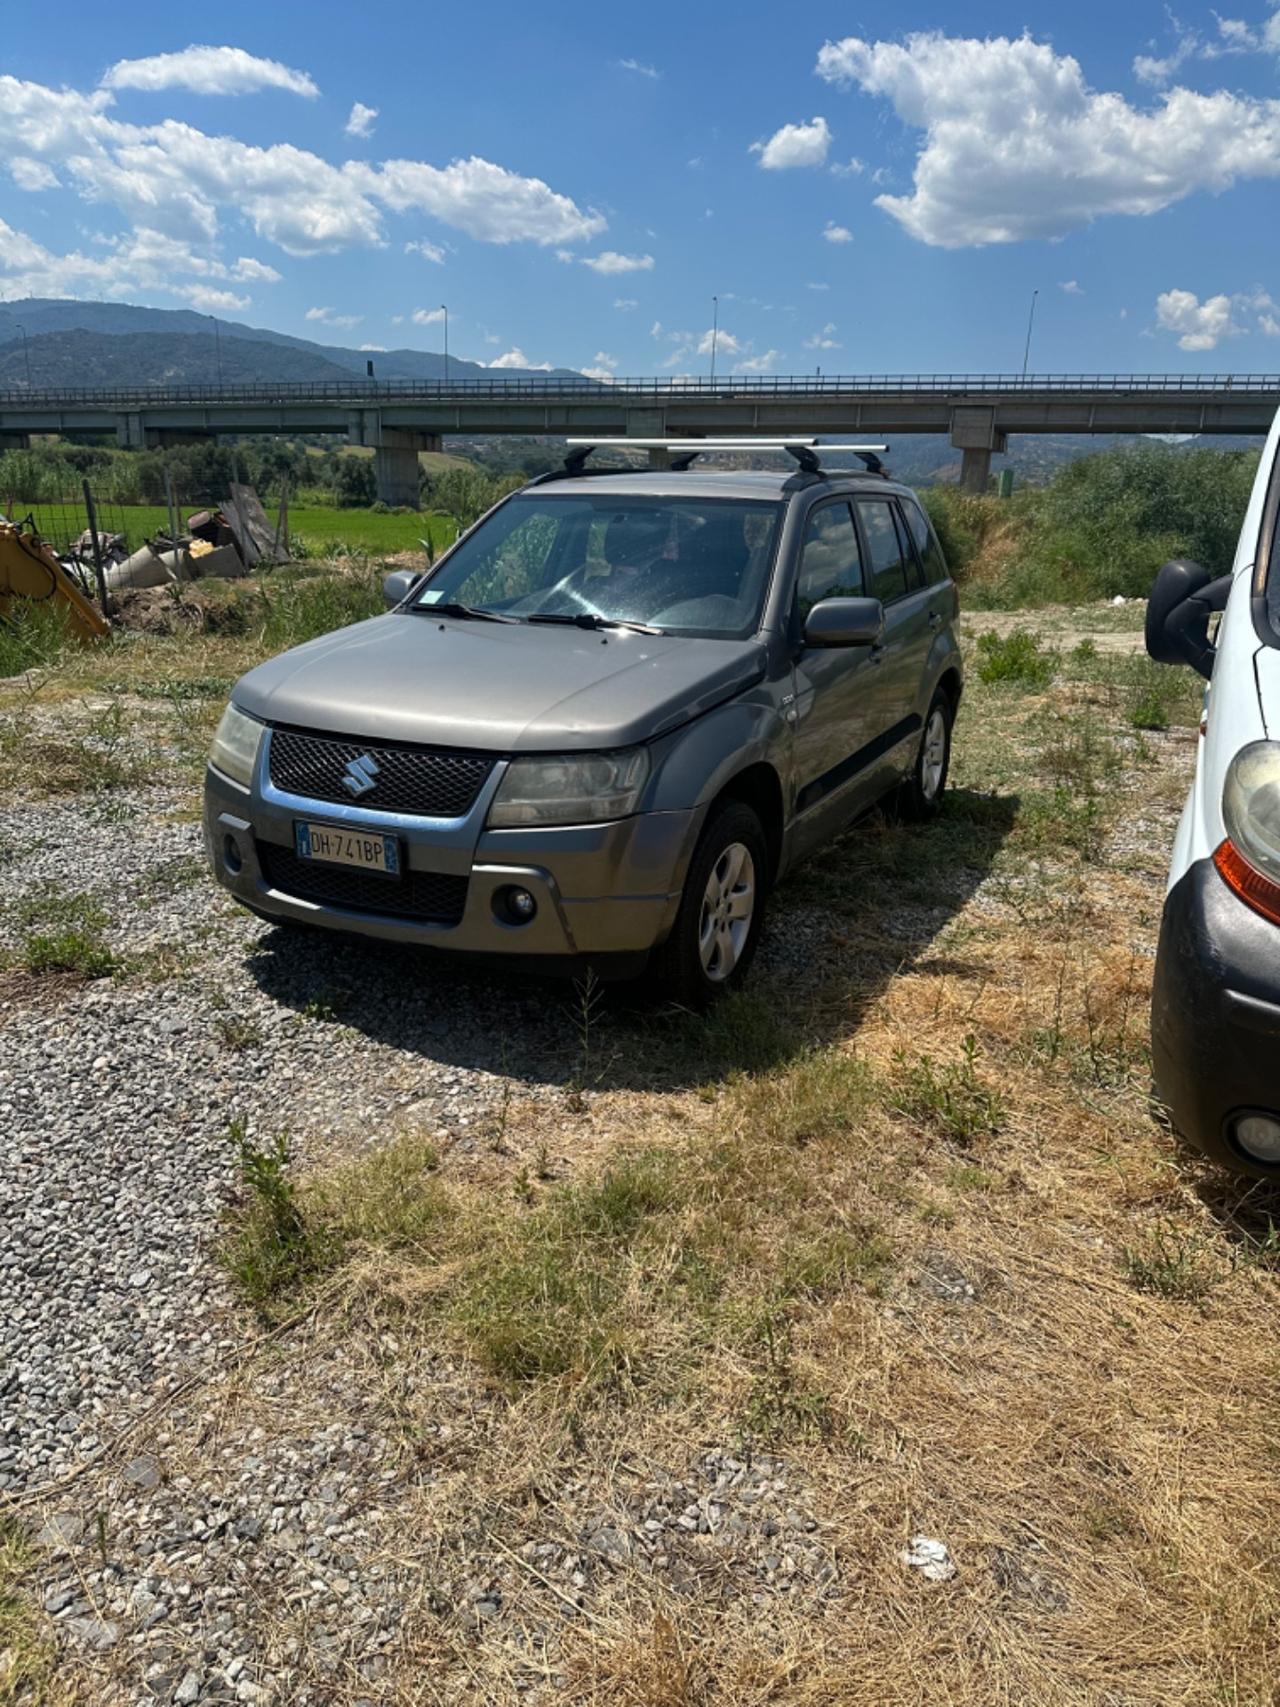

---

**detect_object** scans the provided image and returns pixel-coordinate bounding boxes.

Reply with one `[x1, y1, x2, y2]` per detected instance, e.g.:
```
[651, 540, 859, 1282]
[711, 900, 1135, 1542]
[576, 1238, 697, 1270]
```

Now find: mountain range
[0, 298, 580, 385]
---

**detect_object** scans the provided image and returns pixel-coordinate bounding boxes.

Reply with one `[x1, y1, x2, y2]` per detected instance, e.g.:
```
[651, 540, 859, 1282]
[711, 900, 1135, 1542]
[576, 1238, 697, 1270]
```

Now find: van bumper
[1152, 856, 1280, 1176]
[204, 763, 701, 967]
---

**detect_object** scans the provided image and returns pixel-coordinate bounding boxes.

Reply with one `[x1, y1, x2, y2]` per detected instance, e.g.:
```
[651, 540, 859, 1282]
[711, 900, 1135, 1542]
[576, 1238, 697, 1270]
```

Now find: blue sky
[4, 1, 1280, 375]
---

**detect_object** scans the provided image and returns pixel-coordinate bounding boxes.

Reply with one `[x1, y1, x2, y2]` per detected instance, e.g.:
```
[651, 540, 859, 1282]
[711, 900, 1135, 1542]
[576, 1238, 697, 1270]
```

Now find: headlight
[487, 748, 650, 827]
[1223, 741, 1280, 884]
[209, 703, 264, 787]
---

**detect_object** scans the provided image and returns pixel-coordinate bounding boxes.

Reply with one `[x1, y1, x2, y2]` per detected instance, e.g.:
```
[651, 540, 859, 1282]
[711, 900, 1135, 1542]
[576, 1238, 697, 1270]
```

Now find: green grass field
[22, 501, 457, 558]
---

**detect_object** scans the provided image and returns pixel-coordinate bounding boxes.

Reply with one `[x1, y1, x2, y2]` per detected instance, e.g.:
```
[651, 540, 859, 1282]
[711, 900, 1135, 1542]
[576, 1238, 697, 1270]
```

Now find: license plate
[294, 821, 401, 876]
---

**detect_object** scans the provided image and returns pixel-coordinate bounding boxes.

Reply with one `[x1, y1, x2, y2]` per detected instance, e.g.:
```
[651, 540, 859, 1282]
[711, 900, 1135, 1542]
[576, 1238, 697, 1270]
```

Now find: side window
[855, 499, 909, 603]
[795, 502, 864, 619]
[893, 504, 927, 591]
[902, 497, 950, 586]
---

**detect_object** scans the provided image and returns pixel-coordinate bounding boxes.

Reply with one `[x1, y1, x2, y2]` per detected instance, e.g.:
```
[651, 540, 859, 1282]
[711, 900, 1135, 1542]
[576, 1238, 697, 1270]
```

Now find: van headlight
[209, 703, 264, 788]
[1222, 741, 1280, 884]
[487, 748, 650, 827]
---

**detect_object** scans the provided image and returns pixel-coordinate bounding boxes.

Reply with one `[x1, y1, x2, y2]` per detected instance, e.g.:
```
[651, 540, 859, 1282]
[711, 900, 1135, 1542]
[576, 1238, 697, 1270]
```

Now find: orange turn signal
[1213, 838, 1280, 928]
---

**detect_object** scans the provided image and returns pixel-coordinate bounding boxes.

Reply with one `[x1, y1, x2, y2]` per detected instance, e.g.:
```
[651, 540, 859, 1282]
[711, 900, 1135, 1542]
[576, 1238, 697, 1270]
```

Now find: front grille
[257, 842, 468, 926]
[268, 727, 494, 818]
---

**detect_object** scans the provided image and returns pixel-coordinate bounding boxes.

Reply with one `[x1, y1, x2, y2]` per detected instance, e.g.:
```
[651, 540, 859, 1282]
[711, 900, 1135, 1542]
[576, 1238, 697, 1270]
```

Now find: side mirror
[383, 569, 423, 609]
[1145, 559, 1230, 680]
[803, 596, 885, 649]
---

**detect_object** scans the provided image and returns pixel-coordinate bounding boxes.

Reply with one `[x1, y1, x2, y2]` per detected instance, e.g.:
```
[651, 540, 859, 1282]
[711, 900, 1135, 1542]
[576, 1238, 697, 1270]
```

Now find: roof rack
[544, 437, 892, 481]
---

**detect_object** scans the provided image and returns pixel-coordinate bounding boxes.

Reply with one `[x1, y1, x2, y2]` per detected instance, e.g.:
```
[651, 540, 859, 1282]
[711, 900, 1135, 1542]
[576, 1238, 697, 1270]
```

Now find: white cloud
[305, 305, 361, 327]
[0, 217, 284, 312]
[613, 297, 639, 310]
[10, 158, 58, 191]
[102, 45, 318, 99]
[695, 328, 741, 356]
[358, 342, 387, 351]
[405, 239, 445, 263]
[0, 74, 606, 257]
[555, 248, 576, 263]
[823, 221, 853, 243]
[816, 30, 1280, 248]
[650, 320, 663, 338]
[582, 351, 619, 381]
[581, 250, 654, 274]
[1155, 288, 1243, 349]
[806, 281, 830, 291]
[373, 156, 605, 246]
[751, 115, 832, 170]
[1060, 279, 1084, 295]
[618, 58, 660, 79]
[1159, 286, 1279, 346]
[734, 349, 781, 372]
[803, 322, 842, 350]
[179, 284, 249, 311]
[488, 347, 551, 370]
[411, 306, 447, 326]
[829, 156, 865, 178]
[231, 255, 281, 282]
[345, 102, 378, 139]
[1134, 12, 1280, 84]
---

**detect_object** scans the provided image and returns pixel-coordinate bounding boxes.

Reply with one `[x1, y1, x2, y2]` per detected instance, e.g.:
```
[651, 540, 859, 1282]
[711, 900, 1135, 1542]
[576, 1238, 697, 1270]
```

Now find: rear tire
[649, 801, 769, 1007]
[897, 689, 953, 821]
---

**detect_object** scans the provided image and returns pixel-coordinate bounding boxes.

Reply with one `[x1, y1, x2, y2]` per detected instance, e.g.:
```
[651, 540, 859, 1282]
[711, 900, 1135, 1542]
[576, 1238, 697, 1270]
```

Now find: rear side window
[796, 502, 864, 617]
[855, 499, 910, 603]
[902, 498, 950, 586]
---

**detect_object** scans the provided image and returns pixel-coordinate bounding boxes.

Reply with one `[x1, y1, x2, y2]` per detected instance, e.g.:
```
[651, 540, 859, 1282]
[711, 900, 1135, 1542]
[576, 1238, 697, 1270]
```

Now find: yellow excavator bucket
[0, 520, 109, 642]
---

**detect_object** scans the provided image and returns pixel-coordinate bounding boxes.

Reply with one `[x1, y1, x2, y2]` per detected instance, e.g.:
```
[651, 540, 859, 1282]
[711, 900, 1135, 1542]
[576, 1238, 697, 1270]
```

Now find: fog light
[496, 885, 537, 925]
[222, 834, 242, 874]
[1231, 1111, 1280, 1165]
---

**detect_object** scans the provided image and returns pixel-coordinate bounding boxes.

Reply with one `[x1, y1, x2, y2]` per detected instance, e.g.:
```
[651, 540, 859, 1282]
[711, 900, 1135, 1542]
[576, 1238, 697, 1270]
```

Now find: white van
[1146, 409, 1280, 1177]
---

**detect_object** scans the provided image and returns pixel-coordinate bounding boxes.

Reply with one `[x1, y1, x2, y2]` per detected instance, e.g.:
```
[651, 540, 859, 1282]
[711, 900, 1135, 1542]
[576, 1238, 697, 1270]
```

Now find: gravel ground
[0, 785, 581, 1499]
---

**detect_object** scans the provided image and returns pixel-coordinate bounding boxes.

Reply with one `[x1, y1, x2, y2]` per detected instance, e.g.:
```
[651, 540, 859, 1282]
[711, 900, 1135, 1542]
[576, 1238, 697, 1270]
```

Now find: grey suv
[204, 446, 962, 1004]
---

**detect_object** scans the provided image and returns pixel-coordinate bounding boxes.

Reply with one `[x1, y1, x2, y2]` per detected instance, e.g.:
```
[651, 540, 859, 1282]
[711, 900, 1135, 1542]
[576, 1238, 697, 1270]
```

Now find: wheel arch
[709, 761, 785, 885]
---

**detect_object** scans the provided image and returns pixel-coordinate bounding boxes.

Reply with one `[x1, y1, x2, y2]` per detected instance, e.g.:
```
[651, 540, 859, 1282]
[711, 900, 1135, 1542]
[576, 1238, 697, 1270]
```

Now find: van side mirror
[803, 596, 885, 649]
[1145, 559, 1231, 680]
[383, 569, 423, 609]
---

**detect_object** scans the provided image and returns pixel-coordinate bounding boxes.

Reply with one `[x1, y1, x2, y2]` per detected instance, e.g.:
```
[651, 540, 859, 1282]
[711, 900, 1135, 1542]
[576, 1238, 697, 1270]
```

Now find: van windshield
[414, 493, 784, 638]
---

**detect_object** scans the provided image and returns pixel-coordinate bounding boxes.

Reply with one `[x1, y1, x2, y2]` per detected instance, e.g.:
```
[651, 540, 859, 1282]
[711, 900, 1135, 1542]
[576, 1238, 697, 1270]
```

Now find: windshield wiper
[413, 601, 518, 624]
[526, 612, 664, 636]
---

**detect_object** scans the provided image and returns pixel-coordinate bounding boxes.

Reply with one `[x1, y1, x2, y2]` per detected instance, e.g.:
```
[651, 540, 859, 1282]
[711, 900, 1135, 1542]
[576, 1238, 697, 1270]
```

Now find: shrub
[975, 629, 1056, 686]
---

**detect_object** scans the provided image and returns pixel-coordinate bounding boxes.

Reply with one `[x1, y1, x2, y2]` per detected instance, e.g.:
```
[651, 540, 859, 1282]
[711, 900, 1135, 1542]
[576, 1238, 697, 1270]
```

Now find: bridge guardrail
[1, 374, 1280, 408]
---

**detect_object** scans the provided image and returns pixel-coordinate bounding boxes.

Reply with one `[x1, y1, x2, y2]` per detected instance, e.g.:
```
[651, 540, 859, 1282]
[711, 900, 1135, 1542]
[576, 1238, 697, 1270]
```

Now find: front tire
[650, 801, 768, 1006]
[898, 689, 953, 821]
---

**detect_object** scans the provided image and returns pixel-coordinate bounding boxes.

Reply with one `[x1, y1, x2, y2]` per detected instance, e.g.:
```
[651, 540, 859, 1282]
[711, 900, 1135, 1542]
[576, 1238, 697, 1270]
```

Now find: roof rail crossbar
[541, 438, 892, 480]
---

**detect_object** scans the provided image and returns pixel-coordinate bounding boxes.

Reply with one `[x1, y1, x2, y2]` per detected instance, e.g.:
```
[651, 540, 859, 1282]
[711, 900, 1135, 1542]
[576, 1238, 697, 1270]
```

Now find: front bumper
[203, 760, 700, 963]
[1152, 856, 1280, 1175]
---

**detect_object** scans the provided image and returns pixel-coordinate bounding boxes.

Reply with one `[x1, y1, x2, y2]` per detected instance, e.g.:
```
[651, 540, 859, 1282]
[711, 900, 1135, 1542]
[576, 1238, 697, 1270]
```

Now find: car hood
[233, 613, 768, 752]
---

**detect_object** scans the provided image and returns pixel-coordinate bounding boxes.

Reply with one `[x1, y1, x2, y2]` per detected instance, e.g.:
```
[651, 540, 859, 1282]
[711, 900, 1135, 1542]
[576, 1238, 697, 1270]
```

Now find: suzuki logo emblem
[341, 753, 381, 798]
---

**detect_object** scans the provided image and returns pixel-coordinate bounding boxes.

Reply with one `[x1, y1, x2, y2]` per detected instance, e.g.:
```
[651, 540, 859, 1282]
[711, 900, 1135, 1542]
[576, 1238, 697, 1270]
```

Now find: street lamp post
[13, 322, 32, 388]
[709, 295, 719, 385]
[207, 314, 224, 385]
[1021, 289, 1039, 381]
[441, 305, 449, 384]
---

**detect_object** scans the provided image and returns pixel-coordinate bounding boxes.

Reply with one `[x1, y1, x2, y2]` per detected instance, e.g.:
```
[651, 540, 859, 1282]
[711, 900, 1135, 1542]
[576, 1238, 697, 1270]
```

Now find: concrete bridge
[1, 373, 1275, 502]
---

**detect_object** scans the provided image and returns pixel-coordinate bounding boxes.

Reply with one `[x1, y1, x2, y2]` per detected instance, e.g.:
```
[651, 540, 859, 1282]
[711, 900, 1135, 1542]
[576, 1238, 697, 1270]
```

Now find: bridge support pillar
[950, 407, 1007, 494]
[960, 447, 993, 494]
[367, 428, 441, 508]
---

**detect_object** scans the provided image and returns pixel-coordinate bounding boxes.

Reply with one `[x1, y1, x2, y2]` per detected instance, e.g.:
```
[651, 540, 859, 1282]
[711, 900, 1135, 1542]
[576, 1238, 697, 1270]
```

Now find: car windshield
[413, 492, 784, 638]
